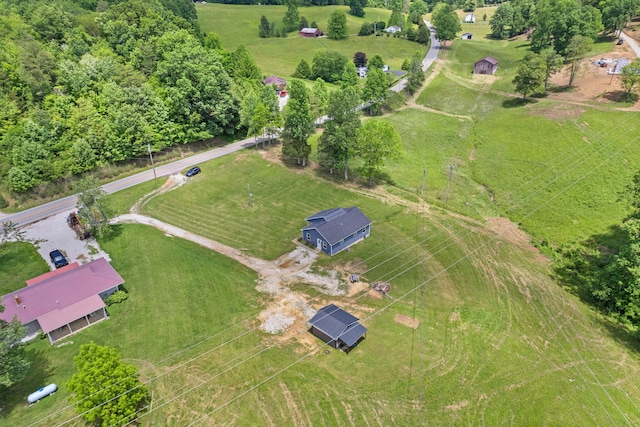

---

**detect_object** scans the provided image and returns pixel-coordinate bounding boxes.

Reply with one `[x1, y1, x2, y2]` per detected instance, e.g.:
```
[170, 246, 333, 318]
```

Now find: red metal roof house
[0, 258, 123, 344]
[300, 27, 323, 37]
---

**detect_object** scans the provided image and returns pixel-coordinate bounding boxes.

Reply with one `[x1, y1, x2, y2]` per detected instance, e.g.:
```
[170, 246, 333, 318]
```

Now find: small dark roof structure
[262, 75, 286, 88]
[309, 304, 367, 348]
[300, 27, 323, 37]
[303, 207, 371, 246]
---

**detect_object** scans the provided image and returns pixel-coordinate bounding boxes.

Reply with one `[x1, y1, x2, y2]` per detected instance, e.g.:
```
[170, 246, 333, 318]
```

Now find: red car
[279, 90, 287, 97]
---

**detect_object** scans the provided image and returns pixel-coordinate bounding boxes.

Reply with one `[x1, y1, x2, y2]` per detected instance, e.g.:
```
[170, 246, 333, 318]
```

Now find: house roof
[613, 59, 631, 74]
[0, 257, 123, 326]
[300, 27, 321, 34]
[309, 304, 367, 344]
[37, 294, 105, 334]
[26, 262, 80, 286]
[302, 207, 371, 246]
[263, 75, 286, 86]
[477, 56, 498, 65]
[462, 32, 473, 36]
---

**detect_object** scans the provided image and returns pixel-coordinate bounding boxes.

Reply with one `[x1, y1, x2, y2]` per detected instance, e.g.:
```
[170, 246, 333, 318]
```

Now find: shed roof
[477, 56, 498, 65]
[302, 207, 371, 246]
[300, 27, 321, 34]
[309, 304, 367, 345]
[0, 257, 123, 326]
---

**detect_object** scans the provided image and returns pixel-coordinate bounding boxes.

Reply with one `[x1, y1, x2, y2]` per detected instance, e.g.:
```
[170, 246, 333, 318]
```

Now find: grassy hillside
[196, 4, 428, 76]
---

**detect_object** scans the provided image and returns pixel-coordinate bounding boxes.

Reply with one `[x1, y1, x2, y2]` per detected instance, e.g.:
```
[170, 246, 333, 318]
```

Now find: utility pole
[445, 164, 454, 203]
[147, 144, 157, 181]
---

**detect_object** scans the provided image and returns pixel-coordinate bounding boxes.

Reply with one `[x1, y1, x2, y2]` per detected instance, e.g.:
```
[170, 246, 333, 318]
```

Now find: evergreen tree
[0, 303, 30, 389]
[327, 10, 348, 40]
[283, 0, 301, 33]
[349, 0, 367, 17]
[292, 59, 312, 79]
[259, 15, 272, 38]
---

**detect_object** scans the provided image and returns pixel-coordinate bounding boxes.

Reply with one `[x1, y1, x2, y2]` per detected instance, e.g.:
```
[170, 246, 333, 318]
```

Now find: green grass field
[196, 5, 428, 76]
[4, 4, 640, 426]
[0, 243, 48, 296]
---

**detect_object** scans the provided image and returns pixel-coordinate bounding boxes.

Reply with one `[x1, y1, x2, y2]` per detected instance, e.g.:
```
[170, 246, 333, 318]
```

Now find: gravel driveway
[22, 209, 110, 271]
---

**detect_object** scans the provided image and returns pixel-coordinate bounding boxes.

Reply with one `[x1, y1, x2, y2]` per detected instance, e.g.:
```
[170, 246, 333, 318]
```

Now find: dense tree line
[0, 0, 261, 194]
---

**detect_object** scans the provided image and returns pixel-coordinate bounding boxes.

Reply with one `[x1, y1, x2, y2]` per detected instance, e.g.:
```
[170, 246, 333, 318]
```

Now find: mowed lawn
[196, 4, 428, 76]
[103, 158, 640, 424]
[0, 242, 48, 296]
[2, 224, 261, 426]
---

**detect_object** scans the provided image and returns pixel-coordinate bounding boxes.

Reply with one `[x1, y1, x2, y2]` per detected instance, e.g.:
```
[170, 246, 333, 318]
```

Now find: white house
[464, 14, 475, 23]
[385, 25, 402, 34]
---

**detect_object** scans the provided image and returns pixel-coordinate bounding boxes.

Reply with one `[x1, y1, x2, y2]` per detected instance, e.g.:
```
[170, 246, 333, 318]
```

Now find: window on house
[361, 227, 366, 233]
[306, 233, 311, 241]
[323, 242, 327, 249]
[339, 239, 344, 244]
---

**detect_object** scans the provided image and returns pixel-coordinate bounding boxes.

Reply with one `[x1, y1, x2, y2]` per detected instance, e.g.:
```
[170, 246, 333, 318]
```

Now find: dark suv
[49, 250, 69, 269]
[186, 166, 201, 177]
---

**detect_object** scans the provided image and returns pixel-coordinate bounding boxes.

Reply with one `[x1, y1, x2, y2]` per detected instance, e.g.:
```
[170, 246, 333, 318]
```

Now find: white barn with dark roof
[301, 207, 371, 256]
[309, 304, 367, 352]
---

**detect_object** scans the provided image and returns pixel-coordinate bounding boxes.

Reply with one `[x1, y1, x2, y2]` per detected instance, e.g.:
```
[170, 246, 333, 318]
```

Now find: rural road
[621, 31, 640, 57]
[0, 137, 263, 227]
[2, 29, 442, 228]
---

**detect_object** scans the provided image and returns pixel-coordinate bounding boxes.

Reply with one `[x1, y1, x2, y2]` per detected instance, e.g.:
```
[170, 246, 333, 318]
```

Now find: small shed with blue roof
[301, 207, 371, 256]
[309, 304, 367, 352]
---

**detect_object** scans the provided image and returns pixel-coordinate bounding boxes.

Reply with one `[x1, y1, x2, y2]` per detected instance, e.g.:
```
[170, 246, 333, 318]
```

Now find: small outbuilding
[309, 304, 367, 352]
[300, 27, 323, 37]
[357, 66, 368, 78]
[263, 75, 287, 92]
[474, 56, 498, 75]
[385, 25, 402, 34]
[301, 207, 371, 256]
[462, 32, 473, 40]
[464, 13, 475, 23]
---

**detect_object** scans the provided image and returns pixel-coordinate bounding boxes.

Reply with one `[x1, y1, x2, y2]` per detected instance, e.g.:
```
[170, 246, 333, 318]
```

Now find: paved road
[391, 21, 440, 92]
[1, 138, 262, 227]
[620, 31, 640, 58]
[2, 26, 442, 228]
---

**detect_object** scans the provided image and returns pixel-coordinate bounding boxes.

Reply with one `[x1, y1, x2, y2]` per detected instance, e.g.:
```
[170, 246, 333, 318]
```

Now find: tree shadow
[548, 85, 574, 93]
[601, 90, 637, 103]
[502, 98, 537, 108]
[0, 347, 53, 416]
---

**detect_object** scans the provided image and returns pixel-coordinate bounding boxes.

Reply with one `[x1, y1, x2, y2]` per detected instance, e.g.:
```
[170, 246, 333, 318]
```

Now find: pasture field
[196, 5, 428, 76]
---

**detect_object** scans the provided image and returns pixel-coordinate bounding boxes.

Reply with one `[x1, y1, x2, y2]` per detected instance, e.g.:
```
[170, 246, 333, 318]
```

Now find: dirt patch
[486, 217, 532, 249]
[546, 48, 640, 110]
[395, 314, 420, 329]
[528, 104, 585, 121]
[449, 312, 460, 322]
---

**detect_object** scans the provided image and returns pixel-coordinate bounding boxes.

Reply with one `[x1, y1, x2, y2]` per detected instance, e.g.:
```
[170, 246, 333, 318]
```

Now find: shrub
[0, 195, 8, 209]
[105, 290, 128, 306]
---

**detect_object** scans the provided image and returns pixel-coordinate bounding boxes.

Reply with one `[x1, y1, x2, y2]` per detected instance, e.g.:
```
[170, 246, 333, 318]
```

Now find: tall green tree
[310, 78, 329, 125]
[349, 0, 367, 17]
[281, 80, 314, 166]
[405, 52, 425, 95]
[327, 9, 348, 40]
[312, 50, 349, 83]
[259, 15, 273, 38]
[317, 86, 361, 179]
[540, 48, 564, 91]
[565, 35, 593, 87]
[489, 3, 514, 39]
[67, 342, 148, 427]
[282, 0, 301, 32]
[432, 3, 461, 47]
[231, 44, 262, 87]
[362, 68, 388, 115]
[0, 303, 30, 389]
[292, 59, 312, 79]
[259, 85, 283, 147]
[601, 0, 639, 36]
[512, 52, 545, 99]
[619, 59, 640, 102]
[409, 0, 429, 25]
[356, 120, 403, 185]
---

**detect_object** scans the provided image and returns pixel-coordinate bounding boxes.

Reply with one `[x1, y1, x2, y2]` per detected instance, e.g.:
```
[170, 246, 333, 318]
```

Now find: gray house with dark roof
[301, 207, 371, 256]
[309, 304, 367, 352]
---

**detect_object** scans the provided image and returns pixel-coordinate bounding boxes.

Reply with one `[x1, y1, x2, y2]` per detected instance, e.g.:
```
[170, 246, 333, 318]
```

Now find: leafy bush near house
[105, 290, 128, 306]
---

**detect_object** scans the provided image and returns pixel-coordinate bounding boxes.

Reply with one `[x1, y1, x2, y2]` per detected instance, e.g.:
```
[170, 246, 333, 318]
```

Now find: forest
[0, 0, 250, 197]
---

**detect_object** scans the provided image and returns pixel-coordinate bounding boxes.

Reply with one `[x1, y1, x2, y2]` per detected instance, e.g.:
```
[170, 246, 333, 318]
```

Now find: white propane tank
[27, 383, 57, 404]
